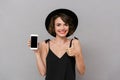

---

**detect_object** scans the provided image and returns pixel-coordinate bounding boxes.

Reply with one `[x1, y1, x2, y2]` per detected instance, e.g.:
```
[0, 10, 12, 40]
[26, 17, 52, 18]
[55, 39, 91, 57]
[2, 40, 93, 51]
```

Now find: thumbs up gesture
[66, 39, 81, 57]
[66, 46, 75, 57]
[66, 41, 78, 57]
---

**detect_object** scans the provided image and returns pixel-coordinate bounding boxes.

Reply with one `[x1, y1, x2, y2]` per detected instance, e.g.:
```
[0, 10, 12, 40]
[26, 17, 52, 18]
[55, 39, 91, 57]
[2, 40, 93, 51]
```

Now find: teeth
[58, 30, 67, 34]
[60, 31, 66, 33]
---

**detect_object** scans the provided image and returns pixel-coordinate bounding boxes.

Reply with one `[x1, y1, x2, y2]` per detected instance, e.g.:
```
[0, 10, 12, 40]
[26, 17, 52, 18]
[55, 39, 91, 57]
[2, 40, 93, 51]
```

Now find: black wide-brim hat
[45, 8, 78, 37]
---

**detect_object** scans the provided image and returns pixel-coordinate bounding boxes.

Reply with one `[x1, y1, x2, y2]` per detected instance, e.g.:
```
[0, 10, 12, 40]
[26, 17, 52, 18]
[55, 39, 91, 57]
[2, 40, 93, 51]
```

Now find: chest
[49, 43, 69, 58]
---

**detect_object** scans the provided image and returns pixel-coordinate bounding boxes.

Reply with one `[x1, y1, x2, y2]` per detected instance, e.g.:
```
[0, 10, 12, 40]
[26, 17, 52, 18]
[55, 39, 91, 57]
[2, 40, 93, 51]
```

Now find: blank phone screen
[31, 36, 37, 48]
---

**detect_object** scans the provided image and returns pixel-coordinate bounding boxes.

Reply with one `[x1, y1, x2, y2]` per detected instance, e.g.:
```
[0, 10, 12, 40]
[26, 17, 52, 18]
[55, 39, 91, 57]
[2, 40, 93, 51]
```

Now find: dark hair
[48, 13, 75, 37]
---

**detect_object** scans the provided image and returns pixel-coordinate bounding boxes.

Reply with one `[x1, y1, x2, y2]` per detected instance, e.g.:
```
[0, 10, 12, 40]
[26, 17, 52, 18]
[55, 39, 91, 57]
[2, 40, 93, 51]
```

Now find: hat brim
[45, 8, 78, 37]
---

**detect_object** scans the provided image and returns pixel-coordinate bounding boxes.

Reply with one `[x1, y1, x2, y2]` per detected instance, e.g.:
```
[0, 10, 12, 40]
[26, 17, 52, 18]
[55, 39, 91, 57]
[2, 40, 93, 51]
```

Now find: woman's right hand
[27, 39, 40, 54]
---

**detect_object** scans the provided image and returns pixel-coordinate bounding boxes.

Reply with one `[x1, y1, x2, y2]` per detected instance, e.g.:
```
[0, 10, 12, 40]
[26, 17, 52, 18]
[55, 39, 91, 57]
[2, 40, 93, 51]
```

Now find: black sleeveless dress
[45, 39, 76, 80]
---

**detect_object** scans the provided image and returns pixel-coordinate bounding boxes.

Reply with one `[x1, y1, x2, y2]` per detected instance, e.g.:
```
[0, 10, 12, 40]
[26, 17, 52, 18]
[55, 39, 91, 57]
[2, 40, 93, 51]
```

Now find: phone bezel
[30, 34, 38, 50]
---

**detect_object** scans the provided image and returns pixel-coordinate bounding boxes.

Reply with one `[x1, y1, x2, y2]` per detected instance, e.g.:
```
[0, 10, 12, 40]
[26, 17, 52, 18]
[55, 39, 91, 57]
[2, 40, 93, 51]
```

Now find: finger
[27, 40, 31, 44]
[66, 48, 71, 55]
[27, 42, 31, 44]
[27, 40, 31, 47]
[27, 41, 31, 44]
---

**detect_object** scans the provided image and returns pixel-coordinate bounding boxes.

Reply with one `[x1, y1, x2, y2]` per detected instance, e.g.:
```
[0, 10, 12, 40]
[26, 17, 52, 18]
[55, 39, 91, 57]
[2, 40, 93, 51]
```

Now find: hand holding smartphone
[30, 34, 38, 50]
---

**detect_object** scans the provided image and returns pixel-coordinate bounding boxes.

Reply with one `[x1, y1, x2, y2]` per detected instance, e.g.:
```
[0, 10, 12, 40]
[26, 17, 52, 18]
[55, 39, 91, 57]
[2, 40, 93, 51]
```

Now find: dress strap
[45, 39, 50, 48]
[69, 39, 73, 48]
[69, 37, 79, 48]
[74, 36, 78, 40]
[45, 39, 50, 43]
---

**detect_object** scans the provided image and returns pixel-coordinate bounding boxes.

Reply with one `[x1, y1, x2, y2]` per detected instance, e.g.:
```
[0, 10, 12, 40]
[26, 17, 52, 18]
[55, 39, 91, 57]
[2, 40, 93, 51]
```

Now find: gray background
[0, 0, 120, 80]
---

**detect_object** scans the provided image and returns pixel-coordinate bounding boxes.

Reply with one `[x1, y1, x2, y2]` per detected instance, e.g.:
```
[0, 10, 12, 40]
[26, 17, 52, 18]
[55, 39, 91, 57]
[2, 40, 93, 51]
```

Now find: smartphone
[30, 34, 38, 50]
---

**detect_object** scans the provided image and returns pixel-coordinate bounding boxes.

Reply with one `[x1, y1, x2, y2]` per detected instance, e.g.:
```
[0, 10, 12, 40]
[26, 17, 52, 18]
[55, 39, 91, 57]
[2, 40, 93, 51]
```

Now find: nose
[61, 24, 66, 29]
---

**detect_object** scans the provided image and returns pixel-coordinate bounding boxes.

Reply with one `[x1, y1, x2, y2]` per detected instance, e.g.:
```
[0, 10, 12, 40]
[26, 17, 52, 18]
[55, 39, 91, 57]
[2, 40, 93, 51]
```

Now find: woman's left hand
[66, 45, 78, 57]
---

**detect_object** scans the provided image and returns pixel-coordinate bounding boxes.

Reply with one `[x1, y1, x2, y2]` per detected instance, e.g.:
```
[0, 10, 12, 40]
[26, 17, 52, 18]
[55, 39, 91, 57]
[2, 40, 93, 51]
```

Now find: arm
[73, 39, 86, 75]
[35, 41, 47, 76]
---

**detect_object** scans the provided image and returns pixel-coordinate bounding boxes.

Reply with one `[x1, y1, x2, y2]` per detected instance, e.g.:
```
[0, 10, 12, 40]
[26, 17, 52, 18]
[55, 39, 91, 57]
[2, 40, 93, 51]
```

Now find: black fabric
[45, 39, 76, 80]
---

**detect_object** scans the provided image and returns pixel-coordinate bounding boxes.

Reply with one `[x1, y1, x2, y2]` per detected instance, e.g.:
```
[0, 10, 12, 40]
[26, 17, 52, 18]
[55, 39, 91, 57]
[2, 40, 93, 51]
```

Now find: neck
[54, 36, 68, 44]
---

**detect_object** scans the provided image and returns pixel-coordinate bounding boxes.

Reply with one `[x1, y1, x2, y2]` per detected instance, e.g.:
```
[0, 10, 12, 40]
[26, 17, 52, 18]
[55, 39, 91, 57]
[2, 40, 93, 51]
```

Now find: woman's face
[54, 17, 69, 37]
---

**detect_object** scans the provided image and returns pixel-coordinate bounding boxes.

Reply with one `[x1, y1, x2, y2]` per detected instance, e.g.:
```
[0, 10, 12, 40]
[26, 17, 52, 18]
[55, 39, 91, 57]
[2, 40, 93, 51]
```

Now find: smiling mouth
[58, 30, 67, 34]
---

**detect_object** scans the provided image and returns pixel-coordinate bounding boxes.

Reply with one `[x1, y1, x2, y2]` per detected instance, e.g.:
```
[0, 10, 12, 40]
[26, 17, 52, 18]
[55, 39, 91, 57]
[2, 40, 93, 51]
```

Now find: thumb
[70, 42, 74, 49]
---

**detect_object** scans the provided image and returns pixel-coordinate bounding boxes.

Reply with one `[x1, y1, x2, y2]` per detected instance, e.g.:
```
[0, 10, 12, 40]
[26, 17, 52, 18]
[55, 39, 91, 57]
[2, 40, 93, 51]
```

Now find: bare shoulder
[41, 41, 47, 46]
[38, 40, 49, 52]
[72, 38, 80, 44]
[72, 37, 81, 47]
[38, 40, 46, 48]
[39, 39, 50, 46]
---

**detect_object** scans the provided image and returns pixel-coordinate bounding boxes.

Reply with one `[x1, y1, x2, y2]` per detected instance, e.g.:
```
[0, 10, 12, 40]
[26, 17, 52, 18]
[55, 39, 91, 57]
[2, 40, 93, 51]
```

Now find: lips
[58, 30, 67, 34]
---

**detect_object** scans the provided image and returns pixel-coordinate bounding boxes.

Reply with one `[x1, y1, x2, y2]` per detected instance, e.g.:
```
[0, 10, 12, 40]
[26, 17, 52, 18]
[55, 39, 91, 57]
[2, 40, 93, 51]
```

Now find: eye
[56, 23, 61, 26]
[64, 23, 69, 26]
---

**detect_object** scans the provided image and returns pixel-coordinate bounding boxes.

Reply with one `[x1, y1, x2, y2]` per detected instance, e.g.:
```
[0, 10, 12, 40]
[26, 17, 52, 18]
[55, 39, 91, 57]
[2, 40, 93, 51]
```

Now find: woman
[28, 9, 85, 80]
